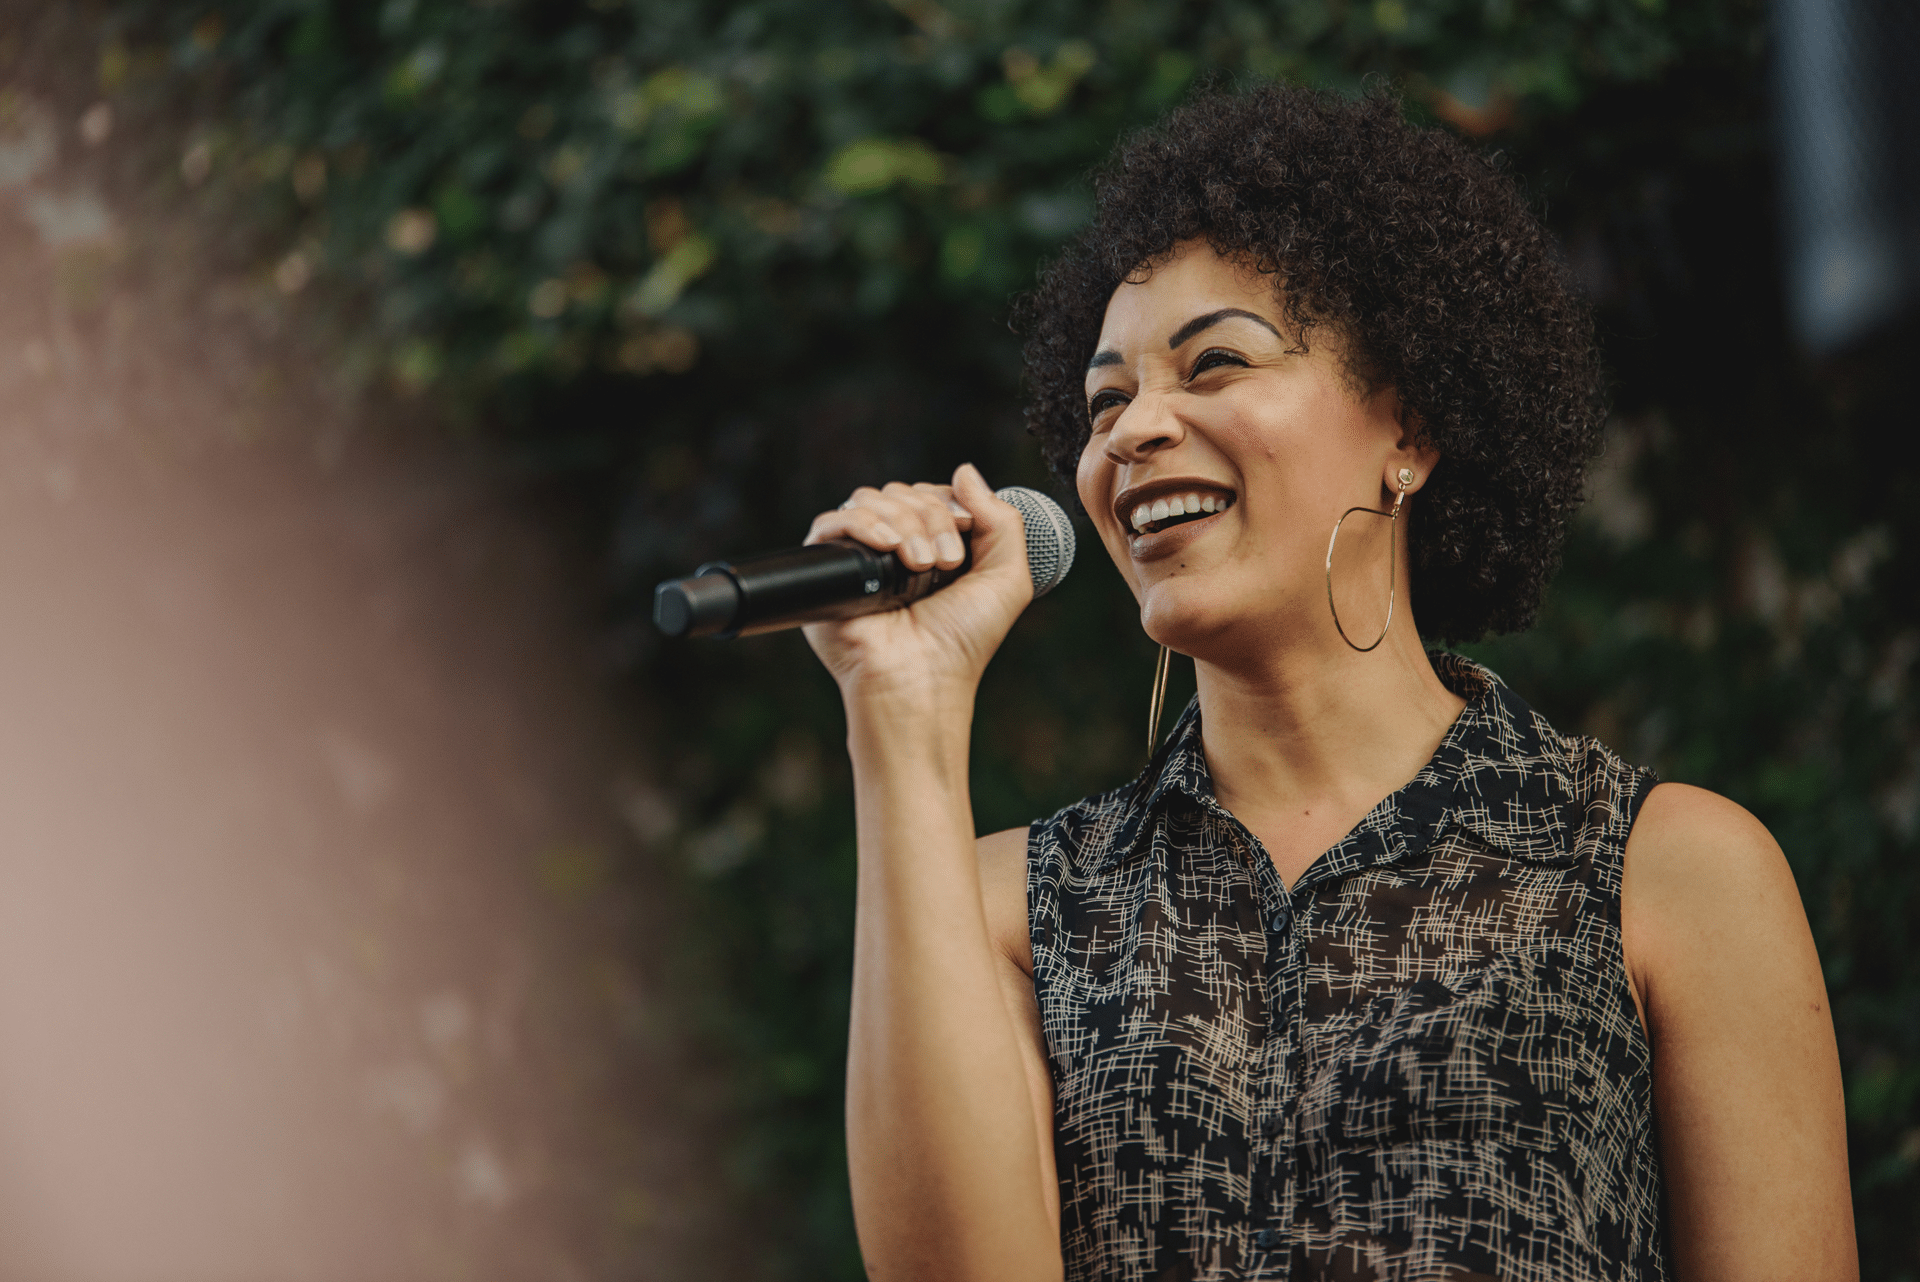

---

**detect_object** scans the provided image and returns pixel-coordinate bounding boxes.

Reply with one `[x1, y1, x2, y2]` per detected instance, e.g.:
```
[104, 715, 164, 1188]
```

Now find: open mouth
[1126, 489, 1236, 537]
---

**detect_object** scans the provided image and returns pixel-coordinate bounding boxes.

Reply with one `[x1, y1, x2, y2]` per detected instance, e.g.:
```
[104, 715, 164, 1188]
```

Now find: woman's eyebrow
[1085, 308, 1282, 371]
[1167, 308, 1281, 348]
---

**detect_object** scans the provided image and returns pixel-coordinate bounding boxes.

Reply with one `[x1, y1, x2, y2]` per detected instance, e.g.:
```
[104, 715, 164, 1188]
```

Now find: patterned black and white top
[1027, 654, 1667, 1281]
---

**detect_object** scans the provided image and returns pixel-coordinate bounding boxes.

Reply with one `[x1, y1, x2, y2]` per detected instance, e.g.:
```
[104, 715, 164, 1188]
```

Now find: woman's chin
[1141, 581, 1319, 660]
[1138, 599, 1240, 651]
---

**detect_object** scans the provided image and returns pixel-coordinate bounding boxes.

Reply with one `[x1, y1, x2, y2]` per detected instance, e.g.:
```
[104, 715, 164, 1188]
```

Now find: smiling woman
[798, 85, 1856, 1282]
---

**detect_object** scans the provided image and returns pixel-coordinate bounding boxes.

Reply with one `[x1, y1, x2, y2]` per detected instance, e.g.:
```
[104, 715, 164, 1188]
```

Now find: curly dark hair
[1016, 84, 1605, 643]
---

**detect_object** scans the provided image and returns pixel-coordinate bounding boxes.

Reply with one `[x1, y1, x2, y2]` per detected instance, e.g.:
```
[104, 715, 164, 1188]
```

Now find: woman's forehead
[1096, 243, 1279, 348]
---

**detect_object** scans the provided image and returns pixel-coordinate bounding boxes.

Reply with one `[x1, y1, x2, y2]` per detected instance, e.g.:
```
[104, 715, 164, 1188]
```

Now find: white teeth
[1128, 491, 1235, 534]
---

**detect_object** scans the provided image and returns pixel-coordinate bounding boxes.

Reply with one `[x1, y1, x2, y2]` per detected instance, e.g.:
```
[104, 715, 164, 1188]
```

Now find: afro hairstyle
[1015, 83, 1606, 643]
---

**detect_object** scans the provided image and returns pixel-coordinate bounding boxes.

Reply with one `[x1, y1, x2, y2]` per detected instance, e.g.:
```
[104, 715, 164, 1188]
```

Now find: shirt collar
[1105, 691, 1208, 865]
[1099, 653, 1581, 874]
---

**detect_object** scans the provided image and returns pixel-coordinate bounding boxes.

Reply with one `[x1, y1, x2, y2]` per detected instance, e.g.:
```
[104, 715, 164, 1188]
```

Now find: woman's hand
[801, 463, 1033, 703]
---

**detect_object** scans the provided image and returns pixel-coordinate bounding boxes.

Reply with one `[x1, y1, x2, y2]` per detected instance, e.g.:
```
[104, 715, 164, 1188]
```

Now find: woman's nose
[1103, 390, 1185, 464]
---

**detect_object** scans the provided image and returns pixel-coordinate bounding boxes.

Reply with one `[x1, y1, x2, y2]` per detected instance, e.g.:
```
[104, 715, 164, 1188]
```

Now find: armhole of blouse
[1024, 817, 1049, 980]
[1615, 763, 1662, 1050]
[1591, 755, 1661, 905]
[1621, 763, 1661, 836]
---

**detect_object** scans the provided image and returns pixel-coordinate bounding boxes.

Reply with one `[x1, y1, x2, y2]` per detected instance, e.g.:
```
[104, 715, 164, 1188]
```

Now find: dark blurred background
[0, 0, 1912, 1278]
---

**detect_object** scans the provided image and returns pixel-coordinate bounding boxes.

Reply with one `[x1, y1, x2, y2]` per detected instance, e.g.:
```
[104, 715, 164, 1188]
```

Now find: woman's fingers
[809, 481, 975, 571]
[883, 481, 968, 571]
[805, 488, 903, 552]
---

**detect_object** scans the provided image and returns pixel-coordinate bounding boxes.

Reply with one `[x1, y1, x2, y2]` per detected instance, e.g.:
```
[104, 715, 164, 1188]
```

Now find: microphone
[652, 486, 1075, 638]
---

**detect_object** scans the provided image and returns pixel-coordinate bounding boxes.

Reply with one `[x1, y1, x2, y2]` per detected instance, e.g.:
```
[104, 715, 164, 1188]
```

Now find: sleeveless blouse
[1026, 655, 1668, 1281]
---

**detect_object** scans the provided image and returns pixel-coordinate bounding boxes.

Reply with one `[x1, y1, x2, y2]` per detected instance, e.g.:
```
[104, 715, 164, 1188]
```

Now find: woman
[801, 86, 1855, 1281]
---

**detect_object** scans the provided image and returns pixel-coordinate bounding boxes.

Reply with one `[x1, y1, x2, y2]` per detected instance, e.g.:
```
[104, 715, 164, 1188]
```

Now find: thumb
[952, 463, 1032, 596]
[951, 461, 995, 513]
[952, 463, 1017, 546]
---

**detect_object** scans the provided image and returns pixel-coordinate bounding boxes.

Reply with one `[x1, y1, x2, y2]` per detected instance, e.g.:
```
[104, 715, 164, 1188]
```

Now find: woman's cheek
[1074, 439, 1107, 514]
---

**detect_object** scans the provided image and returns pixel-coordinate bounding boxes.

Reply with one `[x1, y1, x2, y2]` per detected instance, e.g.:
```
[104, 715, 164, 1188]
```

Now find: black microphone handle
[656, 537, 972, 639]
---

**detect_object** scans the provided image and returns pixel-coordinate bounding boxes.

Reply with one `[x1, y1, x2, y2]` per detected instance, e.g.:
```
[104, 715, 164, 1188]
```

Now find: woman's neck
[1193, 623, 1465, 888]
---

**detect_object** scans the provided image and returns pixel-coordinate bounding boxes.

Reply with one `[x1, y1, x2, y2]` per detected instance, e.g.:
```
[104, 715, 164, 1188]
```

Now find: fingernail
[908, 537, 934, 565]
[937, 532, 964, 562]
[947, 500, 971, 519]
[871, 522, 902, 544]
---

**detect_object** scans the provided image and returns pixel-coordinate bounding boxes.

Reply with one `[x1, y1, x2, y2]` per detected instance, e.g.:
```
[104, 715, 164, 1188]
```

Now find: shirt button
[1253, 1228, 1281, 1251]
[1261, 1114, 1284, 1139]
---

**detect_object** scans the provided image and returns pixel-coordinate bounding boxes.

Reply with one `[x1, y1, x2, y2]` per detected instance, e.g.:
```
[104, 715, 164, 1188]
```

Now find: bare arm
[977, 824, 1061, 1235]
[805, 465, 1062, 1280]
[1622, 782, 1856, 1281]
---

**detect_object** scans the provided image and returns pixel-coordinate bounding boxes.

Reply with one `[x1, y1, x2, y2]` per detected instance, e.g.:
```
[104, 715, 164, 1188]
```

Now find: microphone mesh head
[995, 486, 1076, 598]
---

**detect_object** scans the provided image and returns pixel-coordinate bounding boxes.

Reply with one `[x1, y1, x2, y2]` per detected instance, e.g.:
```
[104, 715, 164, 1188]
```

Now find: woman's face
[1076, 240, 1429, 663]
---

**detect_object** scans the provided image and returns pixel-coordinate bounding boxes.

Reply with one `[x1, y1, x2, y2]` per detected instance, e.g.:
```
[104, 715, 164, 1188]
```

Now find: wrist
[842, 681, 975, 766]
[838, 670, 979, 722]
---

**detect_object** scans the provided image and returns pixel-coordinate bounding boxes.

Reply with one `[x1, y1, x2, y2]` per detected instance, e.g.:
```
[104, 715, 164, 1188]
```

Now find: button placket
[1217, 814, 1298, 1267]
[1270, 872, 1305, 1264]
[1266, 892, 1305, 1263]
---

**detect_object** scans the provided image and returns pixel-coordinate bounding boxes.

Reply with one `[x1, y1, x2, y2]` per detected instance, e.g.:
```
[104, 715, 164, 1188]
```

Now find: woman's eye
[1188, 348, 1246, 378]
[1088, 390, 1130, 425]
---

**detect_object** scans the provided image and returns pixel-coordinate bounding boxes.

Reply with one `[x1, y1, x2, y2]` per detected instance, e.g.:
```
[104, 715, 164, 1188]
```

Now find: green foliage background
[76, 0, 1920, 1274]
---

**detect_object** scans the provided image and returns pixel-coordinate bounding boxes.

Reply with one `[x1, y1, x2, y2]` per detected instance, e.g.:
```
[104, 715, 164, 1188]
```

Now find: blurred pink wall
[0, 152, 715, 1281]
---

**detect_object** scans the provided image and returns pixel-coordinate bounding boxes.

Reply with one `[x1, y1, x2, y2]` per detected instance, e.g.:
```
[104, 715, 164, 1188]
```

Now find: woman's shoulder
[1438, 653, 1658, 822]
[1631, 781, 1776, 846]
[1621, 782, 1809, 1013]
[1624, 782, 1793, 912]
[1439, 656, 1763, 866]
[1023, 775, 1153, 865]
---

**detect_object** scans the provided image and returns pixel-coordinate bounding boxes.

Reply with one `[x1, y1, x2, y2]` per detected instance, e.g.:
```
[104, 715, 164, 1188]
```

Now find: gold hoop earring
[1326, 469, 1413, 653]
[1147, 644, 1171, 756]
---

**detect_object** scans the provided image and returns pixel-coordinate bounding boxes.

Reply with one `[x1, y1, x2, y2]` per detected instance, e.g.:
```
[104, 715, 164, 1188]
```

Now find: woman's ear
[1383, 396, 1440, 495]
